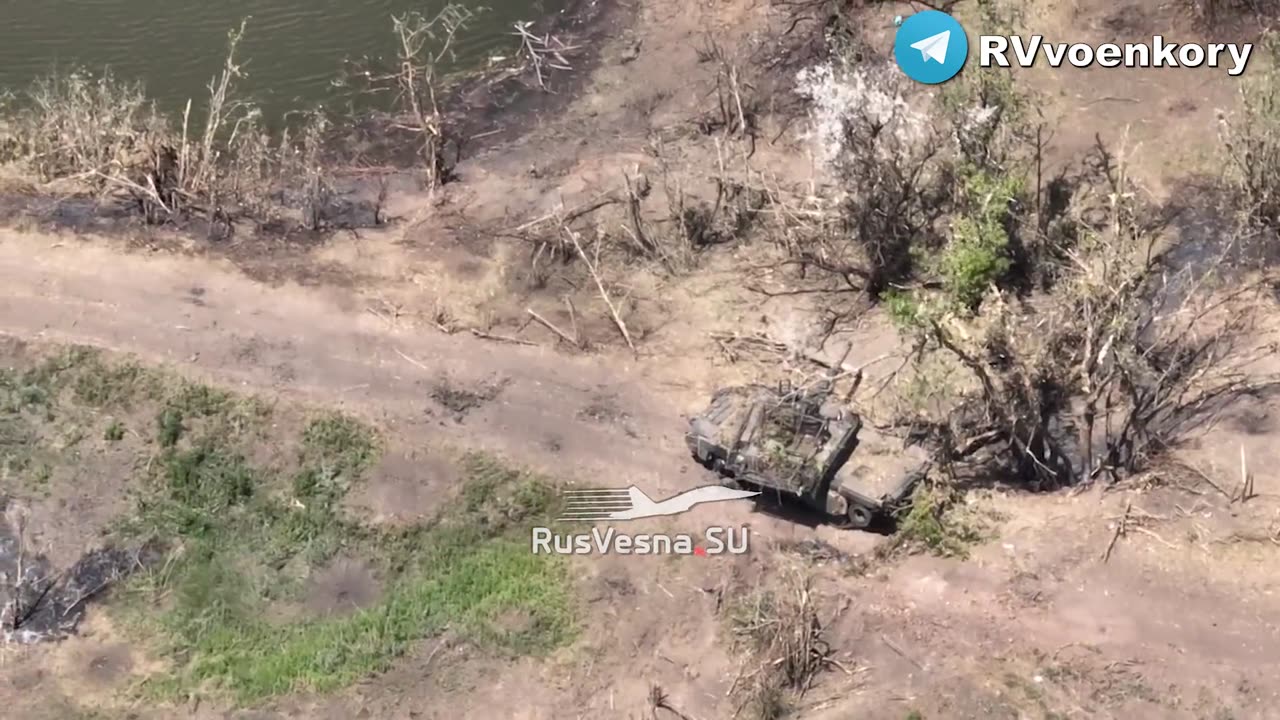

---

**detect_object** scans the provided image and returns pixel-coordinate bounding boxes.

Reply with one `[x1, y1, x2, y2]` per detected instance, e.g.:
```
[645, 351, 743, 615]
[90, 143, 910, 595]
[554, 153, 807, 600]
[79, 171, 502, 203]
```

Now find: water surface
[0, 0, 563, 116]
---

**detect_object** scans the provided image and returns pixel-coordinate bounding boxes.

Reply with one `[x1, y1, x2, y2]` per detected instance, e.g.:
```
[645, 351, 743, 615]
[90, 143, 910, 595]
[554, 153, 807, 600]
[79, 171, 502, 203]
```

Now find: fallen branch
[648, 684, 695, 720]
[1102, 499, 1133, 563]
[564, 296, 584, 348]
[1130, 525, 1178, 550]
[565, 227, 636, 353]
[879, 634, 925, 671]
[469, 328, 537, 347]
[512, 21, 579, 90]
[506, 192, 625, 235]
[526, 308, 579, 346]
[1182, 461, 1232, 499]
[394, 348, 431, 372]
[708, 331, 895, 379]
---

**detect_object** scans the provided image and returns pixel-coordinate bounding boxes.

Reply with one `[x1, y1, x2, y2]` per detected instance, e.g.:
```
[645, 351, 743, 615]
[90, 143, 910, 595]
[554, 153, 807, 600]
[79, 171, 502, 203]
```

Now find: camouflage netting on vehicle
[693, 383, 844, 487]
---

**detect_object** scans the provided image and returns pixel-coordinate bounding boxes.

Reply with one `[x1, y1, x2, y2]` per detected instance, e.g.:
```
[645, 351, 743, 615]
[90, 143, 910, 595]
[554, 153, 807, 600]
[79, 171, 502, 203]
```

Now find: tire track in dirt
[0, 234, 690, 490]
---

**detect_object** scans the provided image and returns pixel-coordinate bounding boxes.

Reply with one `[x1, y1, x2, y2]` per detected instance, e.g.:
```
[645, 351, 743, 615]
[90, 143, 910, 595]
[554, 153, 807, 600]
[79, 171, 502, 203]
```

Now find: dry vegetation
[726, 569, 842, 720]
[509, 5, 1280, 512]
[340, 4, 477, 189]
[4, 0, 1280, 718]
[483, 1, 1280, 569]
[0, 3, 554, 235]
[0, 21, 337, 234]
[724, 14, 1278, 502]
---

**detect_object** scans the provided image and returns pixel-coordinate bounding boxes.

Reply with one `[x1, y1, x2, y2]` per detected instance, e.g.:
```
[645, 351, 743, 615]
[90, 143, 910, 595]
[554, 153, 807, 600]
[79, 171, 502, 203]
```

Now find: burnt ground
[2, 0, 1280, 718]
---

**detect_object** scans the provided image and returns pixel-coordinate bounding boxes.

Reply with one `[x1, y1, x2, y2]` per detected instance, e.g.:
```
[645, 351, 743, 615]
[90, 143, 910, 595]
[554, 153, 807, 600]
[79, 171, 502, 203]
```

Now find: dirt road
[0, 232, 696, 493]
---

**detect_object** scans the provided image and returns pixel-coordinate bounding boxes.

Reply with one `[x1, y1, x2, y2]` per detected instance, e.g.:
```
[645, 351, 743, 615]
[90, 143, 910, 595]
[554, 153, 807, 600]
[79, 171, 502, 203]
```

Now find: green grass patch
[0, 343, 576, 704]
[144, 527, 572, 702]
[883, 482, 989, 559]
[122, 431, 569, 702]
[126, 448, 572, 704]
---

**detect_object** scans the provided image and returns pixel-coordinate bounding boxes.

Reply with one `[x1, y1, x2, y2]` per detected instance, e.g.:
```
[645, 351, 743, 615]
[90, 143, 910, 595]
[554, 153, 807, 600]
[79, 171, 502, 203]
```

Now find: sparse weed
[71, 359, 149, 408]
[156, 407, 184, 448]
[1221, 32, 1280, 230]
[727, 569, 834, 720]
[292, 413, 379, 508]
[38, 353, 578, 705]
[103, 419, 126, 442]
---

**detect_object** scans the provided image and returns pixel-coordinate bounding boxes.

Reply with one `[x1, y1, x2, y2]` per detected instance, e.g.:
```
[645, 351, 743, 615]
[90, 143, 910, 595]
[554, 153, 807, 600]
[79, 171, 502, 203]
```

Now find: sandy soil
[3, 0, 1280, 717]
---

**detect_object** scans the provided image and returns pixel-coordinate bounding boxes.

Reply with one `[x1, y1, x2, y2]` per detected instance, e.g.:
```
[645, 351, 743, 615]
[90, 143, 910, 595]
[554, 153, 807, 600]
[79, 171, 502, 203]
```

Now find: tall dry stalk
[386, 5, 474, 188]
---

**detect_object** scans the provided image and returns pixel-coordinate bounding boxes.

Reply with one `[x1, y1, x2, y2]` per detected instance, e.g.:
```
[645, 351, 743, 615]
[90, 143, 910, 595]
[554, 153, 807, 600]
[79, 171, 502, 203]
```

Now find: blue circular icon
[894, 10, 968, 84]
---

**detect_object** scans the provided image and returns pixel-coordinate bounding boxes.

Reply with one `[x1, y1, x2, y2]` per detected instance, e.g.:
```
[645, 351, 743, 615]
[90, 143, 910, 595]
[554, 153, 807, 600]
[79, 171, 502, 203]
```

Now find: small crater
[272, 362, 298, 384]
[454, 258, 485, 278]
[578, 394, 631, 424]
[233, 336, 263, 364]
[348, 451, 459, 525]
[304, 557, 382, 618]
[83, 643, 135, 685]
[430, 374, 510, 422]
[603, 574, 635, 597]
[778, 538, 852, 567]
[1100, 5, 1146, 35]
[579, 393, 640, 438]
[586, 570, 636, 603]
[1005, 570, 1047, 608]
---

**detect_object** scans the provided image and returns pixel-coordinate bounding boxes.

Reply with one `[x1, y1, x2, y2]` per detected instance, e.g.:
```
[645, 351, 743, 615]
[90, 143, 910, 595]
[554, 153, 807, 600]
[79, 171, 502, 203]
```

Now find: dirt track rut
[0, 234, 691, 490]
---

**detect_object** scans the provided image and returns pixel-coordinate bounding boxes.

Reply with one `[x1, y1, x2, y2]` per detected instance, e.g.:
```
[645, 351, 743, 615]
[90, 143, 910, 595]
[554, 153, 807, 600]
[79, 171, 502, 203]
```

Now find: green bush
[940, 168, 1021, 311]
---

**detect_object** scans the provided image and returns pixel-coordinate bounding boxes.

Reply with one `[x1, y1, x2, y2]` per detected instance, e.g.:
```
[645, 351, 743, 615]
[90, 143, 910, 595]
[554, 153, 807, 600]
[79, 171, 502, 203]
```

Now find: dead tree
[788, 63, 949, 299]
[351, 6, 474, 188]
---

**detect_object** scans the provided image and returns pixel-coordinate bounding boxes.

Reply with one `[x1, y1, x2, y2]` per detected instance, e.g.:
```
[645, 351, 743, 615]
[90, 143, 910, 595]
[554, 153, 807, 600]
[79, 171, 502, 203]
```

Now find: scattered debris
[578, 394, 631, 424]
[512, 21, 578, 90]
[1236, 444, 1256, 504]
[527, 307, 583, 348]
[430, 373, 511, 421]
[564, 225, 637, 353]
[778, 538, 852, 567]
[648, 684, 696, 720]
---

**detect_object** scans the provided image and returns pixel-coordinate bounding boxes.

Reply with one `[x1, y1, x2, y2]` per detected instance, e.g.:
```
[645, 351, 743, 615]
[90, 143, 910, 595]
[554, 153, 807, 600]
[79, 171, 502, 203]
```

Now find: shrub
[940, 168, 1022, 311]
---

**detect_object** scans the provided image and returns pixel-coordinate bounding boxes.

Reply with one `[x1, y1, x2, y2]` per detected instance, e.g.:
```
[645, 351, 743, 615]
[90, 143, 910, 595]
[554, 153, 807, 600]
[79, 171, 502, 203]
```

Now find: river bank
[0, 0, 574, 118]
[0, 0, 624, 242]
[6, 1, 1279, 718]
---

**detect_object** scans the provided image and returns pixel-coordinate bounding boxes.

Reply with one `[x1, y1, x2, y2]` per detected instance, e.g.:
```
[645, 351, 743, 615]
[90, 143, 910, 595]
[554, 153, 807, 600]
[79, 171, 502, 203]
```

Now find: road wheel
[846, 504, 874, 530]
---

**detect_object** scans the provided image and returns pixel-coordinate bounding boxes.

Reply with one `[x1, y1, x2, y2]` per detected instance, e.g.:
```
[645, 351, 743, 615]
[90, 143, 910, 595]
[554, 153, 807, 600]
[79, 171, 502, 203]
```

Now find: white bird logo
[910, 30, 951, 64]
[558, 485, 760, 522]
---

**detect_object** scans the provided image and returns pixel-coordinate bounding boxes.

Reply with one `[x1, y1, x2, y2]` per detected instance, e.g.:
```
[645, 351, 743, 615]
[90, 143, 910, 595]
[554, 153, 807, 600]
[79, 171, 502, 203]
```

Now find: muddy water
[0, 0, 565, 116]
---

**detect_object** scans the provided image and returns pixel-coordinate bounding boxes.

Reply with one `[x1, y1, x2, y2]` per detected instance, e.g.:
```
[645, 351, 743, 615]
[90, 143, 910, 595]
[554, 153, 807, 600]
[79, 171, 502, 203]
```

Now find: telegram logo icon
[894, 10, 969, 84]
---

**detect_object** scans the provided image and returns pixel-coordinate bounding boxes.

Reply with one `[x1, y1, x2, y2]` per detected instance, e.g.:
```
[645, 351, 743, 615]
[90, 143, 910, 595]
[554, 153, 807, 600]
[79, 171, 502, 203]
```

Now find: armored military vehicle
[684, 382, 921, 529]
